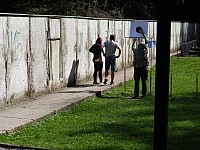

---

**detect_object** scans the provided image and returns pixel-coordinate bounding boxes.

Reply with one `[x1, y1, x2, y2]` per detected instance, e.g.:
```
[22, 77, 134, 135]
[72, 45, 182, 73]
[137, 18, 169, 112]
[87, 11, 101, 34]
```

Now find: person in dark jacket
[132, 30, 149, 98]
[89, 37, 105, 85]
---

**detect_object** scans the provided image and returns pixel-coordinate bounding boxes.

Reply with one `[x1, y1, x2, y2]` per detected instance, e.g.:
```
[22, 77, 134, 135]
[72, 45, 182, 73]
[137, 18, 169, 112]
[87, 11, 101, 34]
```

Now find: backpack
[89, 44, 95, 53]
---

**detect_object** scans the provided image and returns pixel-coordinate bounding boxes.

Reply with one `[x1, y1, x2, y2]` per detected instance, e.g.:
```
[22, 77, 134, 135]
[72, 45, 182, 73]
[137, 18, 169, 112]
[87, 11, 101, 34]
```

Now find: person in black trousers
[132, 28, 149, 98]
[89, 37, 105, 85]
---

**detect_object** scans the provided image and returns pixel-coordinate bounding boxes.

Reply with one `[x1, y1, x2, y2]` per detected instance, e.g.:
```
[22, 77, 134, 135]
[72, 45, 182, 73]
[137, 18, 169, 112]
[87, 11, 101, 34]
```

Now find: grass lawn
[0, 56, 199, 150]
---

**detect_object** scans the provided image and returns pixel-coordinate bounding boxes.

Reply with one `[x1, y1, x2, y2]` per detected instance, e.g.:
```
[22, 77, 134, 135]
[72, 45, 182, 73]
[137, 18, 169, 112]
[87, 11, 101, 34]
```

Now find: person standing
[132, 29, 149, 98]
[102, 35, 121, 85]
[89, 37, 105, 85]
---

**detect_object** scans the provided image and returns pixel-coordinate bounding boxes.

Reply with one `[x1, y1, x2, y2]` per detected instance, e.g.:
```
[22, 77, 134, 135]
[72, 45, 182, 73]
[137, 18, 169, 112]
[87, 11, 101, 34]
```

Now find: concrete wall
[0, 14, 199, 107]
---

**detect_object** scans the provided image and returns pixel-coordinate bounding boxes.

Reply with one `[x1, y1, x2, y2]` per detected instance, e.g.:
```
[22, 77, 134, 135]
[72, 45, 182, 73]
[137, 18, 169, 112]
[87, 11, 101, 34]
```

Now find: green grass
[0, 56, 199, 150]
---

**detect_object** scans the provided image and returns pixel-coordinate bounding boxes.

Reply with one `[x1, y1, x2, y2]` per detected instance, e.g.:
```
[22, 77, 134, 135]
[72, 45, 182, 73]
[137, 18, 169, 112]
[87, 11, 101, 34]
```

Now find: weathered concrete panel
[114, 20, 124, 70]
[30, 17, 48, 94]
[181, 22, 189, 43]
[98, 20, 109, 42]
[0, 17, 7, 106]
[123, 21, 133, 66]
[148, 21, 157, 60]
[6, 17, 29, 104]
[171, 22, 178, 52]
[76, 19, 89, 81]
[61, 18, 77, 86]
[48, 18, 61, 88]
[108, 20, 115, 35]
[87, 19, 98, 78]
[98, 19, 109, 70]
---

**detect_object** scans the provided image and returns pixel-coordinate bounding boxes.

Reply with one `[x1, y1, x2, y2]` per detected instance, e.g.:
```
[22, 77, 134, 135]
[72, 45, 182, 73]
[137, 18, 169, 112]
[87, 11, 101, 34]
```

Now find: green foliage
[3, 0, 155, 19]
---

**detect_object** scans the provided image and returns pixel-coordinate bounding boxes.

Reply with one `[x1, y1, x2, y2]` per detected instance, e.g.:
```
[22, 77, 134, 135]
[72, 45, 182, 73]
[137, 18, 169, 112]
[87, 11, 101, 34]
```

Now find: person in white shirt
[102, 35, 122, 85]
